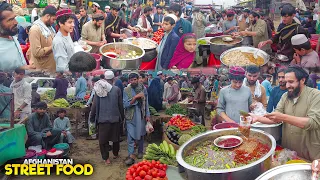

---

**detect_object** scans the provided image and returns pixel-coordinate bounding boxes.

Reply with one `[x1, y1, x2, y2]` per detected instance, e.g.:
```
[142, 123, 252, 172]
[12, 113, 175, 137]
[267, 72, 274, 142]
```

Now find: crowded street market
[0, 0, 320, 179]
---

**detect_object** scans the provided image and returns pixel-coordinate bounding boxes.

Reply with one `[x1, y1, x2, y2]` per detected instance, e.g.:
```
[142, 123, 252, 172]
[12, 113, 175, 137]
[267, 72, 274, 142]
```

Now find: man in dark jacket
[95, 70, 124, 165]
[259, 4, 309, 60]
[53, 72, 69, 100]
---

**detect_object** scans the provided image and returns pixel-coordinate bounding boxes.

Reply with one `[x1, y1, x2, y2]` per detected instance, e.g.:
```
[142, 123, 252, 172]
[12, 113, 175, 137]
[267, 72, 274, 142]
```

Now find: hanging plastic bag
[146, 121, 154, 134]
[88, 121, 96, 136]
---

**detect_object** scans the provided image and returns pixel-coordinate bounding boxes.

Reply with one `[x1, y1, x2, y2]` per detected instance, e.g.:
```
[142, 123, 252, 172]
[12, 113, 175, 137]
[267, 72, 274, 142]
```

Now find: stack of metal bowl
[255, 163, 313, 180]
[176, 128, 276, 180]
[99, 42, 145, 70]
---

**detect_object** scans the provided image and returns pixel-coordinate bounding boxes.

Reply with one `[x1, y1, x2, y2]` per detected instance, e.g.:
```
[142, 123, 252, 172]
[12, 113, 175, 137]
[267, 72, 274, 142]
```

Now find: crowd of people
[1, 0, 320, 175]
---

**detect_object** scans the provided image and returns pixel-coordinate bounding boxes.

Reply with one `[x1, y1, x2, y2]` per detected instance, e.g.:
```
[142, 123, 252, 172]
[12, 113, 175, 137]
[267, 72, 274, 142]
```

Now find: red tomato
[137, 167, 142, 174]
[133, 172, 137, 178]
[163, 164, 167, 170]
[130, 168, 135, 174]
[134, 177, 142, 180]
[151, 171, 158, 178]
[139, 170, 146, 178]
[133, 164, 139, 169]
[145, 175, 153, 180]
[142, 165, 149, 172]
[158, 170, 166, 178]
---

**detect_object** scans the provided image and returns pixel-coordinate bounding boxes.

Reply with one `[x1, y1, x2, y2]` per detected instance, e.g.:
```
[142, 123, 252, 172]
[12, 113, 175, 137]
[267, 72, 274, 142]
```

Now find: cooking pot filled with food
[125, 38, 158, 62]
[176, 128, 276, 180]
[220, 46, 270, 67]
[255, 163, 314, 180]
[210, 35, 243, 56]
[100, 42, 145, 70]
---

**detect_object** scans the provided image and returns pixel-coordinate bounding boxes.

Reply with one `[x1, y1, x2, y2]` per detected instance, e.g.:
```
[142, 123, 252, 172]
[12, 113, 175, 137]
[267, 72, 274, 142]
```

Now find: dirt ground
[12, 136, 144, 180]
[9, 118, 212, 180]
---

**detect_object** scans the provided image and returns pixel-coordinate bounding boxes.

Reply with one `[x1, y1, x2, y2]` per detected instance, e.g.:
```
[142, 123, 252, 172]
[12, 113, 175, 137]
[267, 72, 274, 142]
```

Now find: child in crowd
[31, 83, 40, 110]
[52, 9, 75, 72]
[291, 34, 320, 68]
[168, 33, 197, 69]
[53, 109, 75, 145]
[155, 14, 180, 70]
[75, 10, 81, 22]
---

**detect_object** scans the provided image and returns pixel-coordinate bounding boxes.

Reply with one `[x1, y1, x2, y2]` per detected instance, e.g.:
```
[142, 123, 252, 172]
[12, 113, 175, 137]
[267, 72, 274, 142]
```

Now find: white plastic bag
[88, 121, 96, 136]
[252, 102, 267, 116]
[146, 121, 154, 134]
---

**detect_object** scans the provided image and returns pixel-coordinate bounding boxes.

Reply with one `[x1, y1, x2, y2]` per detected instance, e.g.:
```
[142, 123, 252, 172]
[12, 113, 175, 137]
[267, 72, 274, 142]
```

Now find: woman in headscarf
[147, 77, 163, 111]
[168, 33, 196, 69]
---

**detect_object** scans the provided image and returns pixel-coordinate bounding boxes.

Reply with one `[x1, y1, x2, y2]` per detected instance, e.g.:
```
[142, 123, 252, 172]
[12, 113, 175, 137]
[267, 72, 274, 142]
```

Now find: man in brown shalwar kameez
[251, 66, 320, 161]
[190, 77, 206, 126]
[28, 6, 57, 73]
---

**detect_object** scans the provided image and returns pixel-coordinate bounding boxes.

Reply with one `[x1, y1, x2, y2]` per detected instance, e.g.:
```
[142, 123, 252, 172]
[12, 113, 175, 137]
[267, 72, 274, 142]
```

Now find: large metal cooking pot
[125, 38, 158, 62]
[220, 46, 270, 67]
[176, 128, 276, 180]
[100, 42, 145, 70]
[210, 35, 243, 56]
[255, 163, 313, 180]
[252, 123, 282, 142]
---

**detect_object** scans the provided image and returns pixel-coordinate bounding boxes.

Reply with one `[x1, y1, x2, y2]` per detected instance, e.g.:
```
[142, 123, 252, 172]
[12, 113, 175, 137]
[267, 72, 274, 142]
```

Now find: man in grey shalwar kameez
[95, 71, 124, 165]
[52, 9, 75, 72]
[26, 102, 61, 150]
[123, 73, 150, 165]
[217, 67, 252, 123]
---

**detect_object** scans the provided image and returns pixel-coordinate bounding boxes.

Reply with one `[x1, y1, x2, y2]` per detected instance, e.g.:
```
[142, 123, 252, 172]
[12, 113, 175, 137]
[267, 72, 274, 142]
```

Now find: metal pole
[10, 93, 14, 129]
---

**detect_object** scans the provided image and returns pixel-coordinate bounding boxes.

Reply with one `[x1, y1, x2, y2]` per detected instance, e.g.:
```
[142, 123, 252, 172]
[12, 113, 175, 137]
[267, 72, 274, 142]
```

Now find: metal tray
[220, 46, 270, 67]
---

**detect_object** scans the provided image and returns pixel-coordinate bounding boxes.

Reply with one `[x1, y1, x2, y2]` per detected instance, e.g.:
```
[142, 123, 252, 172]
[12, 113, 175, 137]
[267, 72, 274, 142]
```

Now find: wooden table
[150, 111, 172, 124]
[47, 107, 90, 137]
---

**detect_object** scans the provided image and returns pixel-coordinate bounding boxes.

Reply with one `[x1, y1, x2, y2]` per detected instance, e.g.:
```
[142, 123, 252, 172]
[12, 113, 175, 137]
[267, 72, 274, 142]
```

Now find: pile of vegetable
[143, 141, 177, 166]
[190, 125, 207, 136]
[40, 89, 56, 103]
[165, 126, 181, 145]
[50, 98, 70, 108]
[197, 39, 208, 45]
[149, 106, 160, 116]
[67, 96, 86, 108]
[167, 116, 195, 131]
[126, 160, 168, 180]
[180, 88, 193, 92]
[165, 104, 187, 116]
[152, 28, 164, 44]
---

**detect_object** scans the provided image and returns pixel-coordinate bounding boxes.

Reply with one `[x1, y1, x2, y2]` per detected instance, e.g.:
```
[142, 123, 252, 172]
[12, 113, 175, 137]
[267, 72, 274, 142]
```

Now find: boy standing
[52, 9, 75, 73]
[31, 83, 40, 109]
[291, 34, 320, 69]
[155, 14, 180, 70]
[54, 108, 75, 145]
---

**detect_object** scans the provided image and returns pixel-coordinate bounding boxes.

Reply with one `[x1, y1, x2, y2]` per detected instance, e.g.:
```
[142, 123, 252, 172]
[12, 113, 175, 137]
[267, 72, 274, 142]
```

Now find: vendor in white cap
[155, 14, 180, 70]
[291, 34, 320, 69]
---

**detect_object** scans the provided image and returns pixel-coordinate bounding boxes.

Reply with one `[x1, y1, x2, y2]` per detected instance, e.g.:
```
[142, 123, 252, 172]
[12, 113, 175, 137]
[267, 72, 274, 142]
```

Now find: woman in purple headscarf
[168, 33, 197, 69]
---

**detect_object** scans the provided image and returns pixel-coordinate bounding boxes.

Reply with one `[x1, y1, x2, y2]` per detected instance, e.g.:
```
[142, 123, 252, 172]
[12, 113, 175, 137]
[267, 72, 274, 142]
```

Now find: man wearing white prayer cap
[291, 34, 320, 68]
[105, 5, 110, 13]
[59, 2, 68, 9]
[94, 69, 124, 165]
[92, 2, 101, 14]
